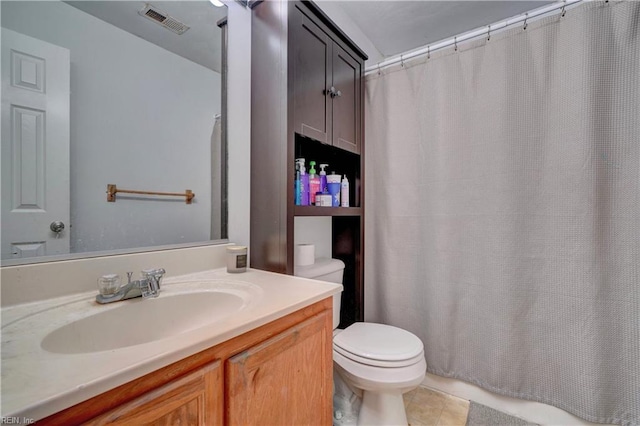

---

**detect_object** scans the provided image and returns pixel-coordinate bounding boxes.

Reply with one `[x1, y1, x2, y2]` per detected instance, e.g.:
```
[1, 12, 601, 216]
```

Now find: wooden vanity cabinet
[37, 299, 333, 426]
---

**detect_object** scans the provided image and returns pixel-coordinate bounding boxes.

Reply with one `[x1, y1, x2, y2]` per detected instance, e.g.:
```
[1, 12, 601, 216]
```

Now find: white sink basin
[39, 280, 261, 354]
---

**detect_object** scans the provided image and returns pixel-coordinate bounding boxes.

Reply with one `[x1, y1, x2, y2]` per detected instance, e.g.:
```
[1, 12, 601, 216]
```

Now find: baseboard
[421, 373, 611, 426]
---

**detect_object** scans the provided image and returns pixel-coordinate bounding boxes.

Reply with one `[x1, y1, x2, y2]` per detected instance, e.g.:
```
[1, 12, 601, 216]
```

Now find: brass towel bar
[107, 184, 194, 204]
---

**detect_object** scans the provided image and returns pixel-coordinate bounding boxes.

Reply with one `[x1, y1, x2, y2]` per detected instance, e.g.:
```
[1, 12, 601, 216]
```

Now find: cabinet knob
[325, 86, 342, 99]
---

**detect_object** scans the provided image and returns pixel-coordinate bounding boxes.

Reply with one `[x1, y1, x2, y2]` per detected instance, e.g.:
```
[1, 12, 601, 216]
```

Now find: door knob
[50, 221, 65, 233]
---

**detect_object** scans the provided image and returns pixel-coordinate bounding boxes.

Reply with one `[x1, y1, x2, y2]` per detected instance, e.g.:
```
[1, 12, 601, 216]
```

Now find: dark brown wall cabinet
[251, 0, 367, 327]
[292, 8, 361, 154]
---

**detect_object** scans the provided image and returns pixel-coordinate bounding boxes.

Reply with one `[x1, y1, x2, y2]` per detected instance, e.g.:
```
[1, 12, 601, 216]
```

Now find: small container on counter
[227, 246, 248, 273]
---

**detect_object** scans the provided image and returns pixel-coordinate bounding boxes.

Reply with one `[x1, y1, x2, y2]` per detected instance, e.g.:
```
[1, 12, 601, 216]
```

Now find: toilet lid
[333, 323, 424, 363]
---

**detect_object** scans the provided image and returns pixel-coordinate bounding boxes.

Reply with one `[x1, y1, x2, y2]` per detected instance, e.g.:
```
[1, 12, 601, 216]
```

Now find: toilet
[295, 258, 427, 426]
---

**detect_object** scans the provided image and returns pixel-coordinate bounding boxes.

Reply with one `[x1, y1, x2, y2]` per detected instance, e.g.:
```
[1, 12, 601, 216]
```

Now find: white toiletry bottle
[341, 176, 350, 207]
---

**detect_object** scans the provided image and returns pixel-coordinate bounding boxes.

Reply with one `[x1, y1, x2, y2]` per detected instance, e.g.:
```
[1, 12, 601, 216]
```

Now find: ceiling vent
[138, 4, 190, 35]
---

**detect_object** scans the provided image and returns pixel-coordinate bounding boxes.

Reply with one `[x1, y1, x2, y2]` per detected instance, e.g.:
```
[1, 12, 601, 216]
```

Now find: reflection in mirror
[1, 1, 228, 264]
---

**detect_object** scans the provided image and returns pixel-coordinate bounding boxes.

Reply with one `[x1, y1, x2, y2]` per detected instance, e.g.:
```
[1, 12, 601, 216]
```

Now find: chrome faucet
[96, 268, 165, 304]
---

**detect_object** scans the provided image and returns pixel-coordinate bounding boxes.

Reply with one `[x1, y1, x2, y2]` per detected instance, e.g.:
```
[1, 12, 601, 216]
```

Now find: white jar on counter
[227, 246, 248, 273]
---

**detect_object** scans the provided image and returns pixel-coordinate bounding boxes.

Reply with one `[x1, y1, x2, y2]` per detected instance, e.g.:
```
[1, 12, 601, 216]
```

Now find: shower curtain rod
[365, 0, 583, 75]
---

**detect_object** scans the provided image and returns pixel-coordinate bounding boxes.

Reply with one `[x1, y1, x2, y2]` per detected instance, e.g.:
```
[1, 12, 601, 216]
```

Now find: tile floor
[404, 386, 470, 426]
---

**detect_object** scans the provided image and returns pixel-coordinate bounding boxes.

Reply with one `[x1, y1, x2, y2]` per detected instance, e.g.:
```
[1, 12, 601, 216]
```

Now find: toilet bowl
[295, 258, 427, 426]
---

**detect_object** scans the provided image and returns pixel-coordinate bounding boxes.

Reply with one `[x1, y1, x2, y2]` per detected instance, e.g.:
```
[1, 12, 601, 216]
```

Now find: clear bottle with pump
[341, 176, 350, 207]
[319, 164, 328, 193]
[309, 161, 320, 205]
[299, 159, 310, 206]
[295, 159, 301, 205]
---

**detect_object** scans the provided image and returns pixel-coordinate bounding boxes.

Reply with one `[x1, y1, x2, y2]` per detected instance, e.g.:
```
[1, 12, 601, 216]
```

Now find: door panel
[226, 312, 332, 425]
[1, 28, 70, 260]
[331, 43, 360, 154]
[292, 9, 331, 144]
[84, 361, 222, 425]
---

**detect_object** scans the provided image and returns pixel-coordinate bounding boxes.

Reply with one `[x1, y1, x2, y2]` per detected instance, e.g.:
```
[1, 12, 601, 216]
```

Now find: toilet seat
[333, 323, 424, 368]
[333, 344, 425, 368]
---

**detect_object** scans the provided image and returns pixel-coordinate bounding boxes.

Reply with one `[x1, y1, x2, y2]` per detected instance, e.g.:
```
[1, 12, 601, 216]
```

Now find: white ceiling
[66, 1, 556, 73]
[66, 1, 227, 72]
[328, 1, 555, 59]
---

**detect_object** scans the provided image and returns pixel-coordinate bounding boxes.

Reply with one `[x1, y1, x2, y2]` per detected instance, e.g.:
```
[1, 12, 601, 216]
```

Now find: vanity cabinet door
[225, 311, 333, 426]
[84, 361, 223, 426]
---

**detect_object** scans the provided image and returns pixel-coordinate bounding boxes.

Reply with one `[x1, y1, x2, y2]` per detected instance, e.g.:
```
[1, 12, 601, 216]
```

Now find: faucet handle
[141, 268, 165, 298]
[142, 268, 166, 277]
[142, 268, 166, 286]
[126, 271, 133, 284]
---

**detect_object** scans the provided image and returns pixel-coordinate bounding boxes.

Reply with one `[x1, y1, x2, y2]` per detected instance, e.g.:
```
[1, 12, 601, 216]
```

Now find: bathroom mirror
[1, 1, 228, 265]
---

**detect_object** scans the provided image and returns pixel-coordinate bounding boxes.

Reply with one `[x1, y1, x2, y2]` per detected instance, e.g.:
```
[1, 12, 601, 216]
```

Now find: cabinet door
[226, 311, 333, 425]
[292, 8, 332, 144]
[84, 361, 223, 426]
[332, 42, 361, 154]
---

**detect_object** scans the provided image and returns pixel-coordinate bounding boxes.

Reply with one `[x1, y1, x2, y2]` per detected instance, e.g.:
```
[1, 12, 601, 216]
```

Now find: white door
[1, 28, 70, 260]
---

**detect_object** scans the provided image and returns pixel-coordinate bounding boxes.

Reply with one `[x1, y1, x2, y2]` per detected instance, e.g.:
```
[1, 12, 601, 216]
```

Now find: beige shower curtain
[364, 2, 639, 424]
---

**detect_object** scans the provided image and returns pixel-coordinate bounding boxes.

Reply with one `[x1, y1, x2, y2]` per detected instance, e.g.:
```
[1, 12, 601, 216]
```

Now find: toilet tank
[294, 258, 344, 329]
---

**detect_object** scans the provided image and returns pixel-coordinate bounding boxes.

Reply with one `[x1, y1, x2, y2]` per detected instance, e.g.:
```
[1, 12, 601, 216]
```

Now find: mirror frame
[219, 16, 229, 241]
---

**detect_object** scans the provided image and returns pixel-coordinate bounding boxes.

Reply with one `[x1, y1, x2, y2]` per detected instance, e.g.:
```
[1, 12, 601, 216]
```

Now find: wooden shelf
[294, 206, 361, 217]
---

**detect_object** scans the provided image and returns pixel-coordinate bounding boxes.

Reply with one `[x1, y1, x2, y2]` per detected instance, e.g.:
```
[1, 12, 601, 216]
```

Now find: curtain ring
[400, 54, 404, 67]
[487, 25, 491, 41]
[454, 37, 458, 52]
[377, 63, 381, 76]
[427, 45, 431, 60]
[561, 1, 567, 17]
[523, 13, 528, 30]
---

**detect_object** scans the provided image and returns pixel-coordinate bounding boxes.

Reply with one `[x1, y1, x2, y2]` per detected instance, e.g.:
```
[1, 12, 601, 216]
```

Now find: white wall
[225, 1, 251, 248]
[315, 1, 383, 66]
[294, 217, 333, 262]
[1, 1, 220, 253]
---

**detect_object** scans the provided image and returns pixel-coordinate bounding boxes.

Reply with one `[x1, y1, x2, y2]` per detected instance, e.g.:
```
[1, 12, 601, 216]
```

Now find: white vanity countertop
[1, 268, 342, 421]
